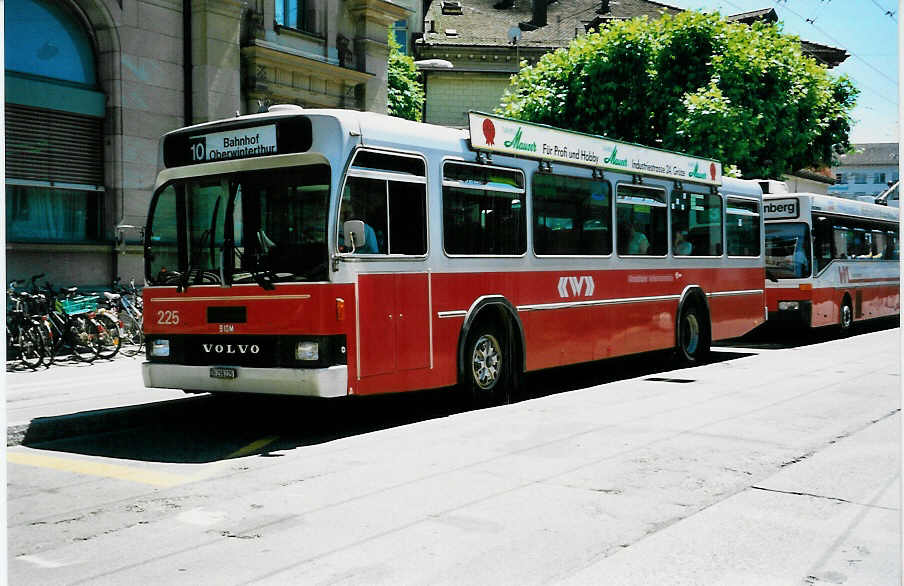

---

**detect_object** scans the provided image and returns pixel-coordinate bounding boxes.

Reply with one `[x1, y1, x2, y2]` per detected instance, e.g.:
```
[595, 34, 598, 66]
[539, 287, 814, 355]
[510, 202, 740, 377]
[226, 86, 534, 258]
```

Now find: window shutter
[5, 103, 104, 186]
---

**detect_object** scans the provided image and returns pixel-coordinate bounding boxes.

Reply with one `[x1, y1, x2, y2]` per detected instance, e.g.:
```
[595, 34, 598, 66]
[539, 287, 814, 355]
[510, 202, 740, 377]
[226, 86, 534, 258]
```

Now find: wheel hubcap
[841, 304, 852, 328]
[472, 334, 501, 390]
[682, 313, 700, 356]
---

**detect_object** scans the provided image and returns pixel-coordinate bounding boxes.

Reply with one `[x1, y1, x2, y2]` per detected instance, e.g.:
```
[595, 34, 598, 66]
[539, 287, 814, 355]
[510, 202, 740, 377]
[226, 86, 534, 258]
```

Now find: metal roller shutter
[5, 103, 103, 186]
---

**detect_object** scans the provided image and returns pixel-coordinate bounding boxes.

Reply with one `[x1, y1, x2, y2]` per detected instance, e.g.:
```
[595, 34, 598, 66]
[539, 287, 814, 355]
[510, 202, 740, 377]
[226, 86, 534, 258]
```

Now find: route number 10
[188, 137, 207, 162]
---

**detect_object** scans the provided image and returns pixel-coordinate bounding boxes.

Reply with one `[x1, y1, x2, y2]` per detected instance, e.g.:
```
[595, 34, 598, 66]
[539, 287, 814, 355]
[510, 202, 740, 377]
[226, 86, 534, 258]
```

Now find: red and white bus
[142, 107, 765, 403]
[764, 193, 899, 332]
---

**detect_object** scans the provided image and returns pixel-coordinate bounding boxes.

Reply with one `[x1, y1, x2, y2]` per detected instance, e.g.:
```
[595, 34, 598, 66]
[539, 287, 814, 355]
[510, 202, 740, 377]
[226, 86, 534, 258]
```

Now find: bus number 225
[157, 310, 181, 325]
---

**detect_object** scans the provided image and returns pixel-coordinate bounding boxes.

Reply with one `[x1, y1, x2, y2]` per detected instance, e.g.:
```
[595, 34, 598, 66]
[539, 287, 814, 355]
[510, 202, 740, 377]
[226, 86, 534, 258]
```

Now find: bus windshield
[146, 164, 330, 287]
[765, 222, 811, 279]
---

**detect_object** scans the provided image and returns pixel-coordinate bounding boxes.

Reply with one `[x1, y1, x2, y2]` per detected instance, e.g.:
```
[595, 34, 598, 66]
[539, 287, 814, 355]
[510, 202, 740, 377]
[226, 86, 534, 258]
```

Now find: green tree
[387, 32, 424, 121]
[497, 11, 858, 179]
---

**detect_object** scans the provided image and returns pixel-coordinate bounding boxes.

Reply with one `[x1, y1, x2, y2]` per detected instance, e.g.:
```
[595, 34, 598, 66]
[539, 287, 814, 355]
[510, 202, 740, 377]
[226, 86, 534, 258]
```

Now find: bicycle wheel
[38, 319, 55, 366]
[120, 312, 144, 357]
[68, 316, 99, 362]
[18, 323, 45, 369]
[94, 312, 122, 359]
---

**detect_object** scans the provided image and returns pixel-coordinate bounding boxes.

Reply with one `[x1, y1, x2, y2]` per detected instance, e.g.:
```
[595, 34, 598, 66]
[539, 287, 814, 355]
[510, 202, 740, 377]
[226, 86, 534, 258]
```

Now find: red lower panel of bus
[145, 267, 764, 396]
[767, 284, 900, 328]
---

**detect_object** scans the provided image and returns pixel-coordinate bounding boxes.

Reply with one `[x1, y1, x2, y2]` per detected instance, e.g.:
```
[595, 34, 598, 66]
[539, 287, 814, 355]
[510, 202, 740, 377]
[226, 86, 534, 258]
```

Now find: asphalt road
[6, 321, 901, 585]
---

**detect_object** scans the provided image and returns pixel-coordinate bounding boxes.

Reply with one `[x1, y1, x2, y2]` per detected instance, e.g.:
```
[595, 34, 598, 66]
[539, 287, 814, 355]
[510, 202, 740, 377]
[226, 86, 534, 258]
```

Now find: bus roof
[161, 106, 725, 190]
[764, 192, 899, 223]
[720, 177, 763, 199]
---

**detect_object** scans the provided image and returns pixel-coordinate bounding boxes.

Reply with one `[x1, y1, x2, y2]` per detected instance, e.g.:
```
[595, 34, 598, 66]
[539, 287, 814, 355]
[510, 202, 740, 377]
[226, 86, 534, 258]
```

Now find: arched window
[4, 0, 105, 243]
[6, 0, 97, 84]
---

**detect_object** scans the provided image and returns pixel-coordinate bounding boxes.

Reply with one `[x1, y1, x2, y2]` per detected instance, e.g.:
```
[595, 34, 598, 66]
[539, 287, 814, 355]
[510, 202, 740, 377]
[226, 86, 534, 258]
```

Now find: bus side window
[870, 230, 886, 258]
[388, 180, 426, 255]
[532, 173, 611, 255]
[887, 231, 899, 260]
[442, 162, 526, 255]
[812, 217, 833, 271]
[725, 198, 760, 257]
[340, 177, 387, 254]
[616, 184, 667, 256]
[671, 191, 723, 256]
[833, 226, 852, 259]
[341, 150, 427, 255]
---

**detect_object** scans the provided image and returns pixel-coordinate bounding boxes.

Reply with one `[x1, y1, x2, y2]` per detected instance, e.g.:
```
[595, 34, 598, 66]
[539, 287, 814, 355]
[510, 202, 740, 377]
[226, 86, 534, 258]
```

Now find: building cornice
[346, 0, 411, 25]
[242, 42, 373, 84]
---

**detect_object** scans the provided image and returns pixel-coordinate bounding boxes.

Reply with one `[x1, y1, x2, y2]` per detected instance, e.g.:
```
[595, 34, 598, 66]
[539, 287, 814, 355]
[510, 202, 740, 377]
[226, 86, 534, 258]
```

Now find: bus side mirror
[343, 220, 366, 253]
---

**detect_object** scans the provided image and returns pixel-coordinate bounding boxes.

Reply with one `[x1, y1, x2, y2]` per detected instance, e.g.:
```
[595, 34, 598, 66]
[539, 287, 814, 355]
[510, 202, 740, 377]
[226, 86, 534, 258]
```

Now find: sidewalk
[6, 354, 188, 445]
[561, 412, 900, 585]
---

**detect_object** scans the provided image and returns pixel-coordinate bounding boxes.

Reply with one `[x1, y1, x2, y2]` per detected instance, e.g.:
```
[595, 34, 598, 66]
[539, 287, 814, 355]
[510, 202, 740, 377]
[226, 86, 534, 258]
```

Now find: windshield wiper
[177, 262, 198, 293]
[765, 267, 779, 283]
[249, 229, 276, 290]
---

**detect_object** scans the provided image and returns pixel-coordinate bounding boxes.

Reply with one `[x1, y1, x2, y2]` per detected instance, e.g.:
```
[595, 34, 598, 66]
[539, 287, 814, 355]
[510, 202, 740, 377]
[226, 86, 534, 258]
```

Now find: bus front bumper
[767, 300, 812, 327]
[142, 362, 348, 398]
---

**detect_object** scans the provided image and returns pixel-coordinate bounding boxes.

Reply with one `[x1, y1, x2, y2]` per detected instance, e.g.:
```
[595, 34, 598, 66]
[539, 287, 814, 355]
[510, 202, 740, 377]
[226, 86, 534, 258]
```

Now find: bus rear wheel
[676, 302, 709, 365]
[839, 298, 854, 336]
[465, 324, 510, 407]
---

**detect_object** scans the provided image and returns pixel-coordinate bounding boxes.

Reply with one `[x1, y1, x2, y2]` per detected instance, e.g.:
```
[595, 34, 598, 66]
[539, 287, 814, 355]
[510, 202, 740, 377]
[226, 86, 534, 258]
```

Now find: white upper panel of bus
[764, 192, 899, 223]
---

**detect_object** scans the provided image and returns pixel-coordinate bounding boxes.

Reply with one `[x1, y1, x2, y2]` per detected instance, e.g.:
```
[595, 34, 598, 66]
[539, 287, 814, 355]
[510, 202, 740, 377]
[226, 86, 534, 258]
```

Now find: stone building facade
[4, 0, 417, 287]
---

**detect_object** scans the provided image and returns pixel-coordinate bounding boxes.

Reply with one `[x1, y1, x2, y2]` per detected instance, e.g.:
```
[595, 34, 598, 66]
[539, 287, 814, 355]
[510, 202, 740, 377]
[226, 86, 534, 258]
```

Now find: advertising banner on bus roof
[468, 112, 723, 186]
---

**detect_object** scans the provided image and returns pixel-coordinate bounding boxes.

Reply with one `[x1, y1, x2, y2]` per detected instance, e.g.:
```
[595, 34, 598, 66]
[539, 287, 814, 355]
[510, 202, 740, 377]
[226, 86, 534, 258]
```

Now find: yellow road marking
[227, 436, 279, 459]
[7, 452, 191, 488]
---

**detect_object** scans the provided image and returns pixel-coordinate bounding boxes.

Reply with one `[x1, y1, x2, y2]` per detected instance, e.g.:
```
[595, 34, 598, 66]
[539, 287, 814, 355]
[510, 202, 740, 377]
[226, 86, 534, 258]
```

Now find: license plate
[209, 367, 237, 379]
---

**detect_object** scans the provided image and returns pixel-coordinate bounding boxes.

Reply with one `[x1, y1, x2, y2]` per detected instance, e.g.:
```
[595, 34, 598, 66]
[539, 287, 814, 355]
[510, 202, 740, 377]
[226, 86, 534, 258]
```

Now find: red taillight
[336, 298, 345, 321]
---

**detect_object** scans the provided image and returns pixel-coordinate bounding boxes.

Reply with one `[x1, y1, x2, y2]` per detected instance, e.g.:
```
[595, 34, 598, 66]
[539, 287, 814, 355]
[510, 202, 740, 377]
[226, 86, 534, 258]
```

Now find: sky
[662, 0, 899, 144]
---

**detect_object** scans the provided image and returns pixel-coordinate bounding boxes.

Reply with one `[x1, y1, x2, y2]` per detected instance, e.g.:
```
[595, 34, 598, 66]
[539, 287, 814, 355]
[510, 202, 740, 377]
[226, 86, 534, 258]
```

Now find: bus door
[338, 150, 430, 379]
[358, 272, 430, 377]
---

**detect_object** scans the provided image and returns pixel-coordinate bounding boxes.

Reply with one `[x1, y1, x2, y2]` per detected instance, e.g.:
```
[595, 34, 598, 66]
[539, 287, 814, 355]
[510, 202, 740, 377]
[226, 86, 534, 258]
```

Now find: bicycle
[6, 281, 47, 369]
[106, 277, 143, 357]
[39, 284, 102, 364]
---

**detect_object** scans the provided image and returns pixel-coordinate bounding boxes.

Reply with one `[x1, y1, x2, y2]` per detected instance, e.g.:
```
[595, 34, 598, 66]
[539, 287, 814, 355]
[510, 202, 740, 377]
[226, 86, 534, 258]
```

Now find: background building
[829, 143, 900, 200]
[414, 1, 847, 129]
[4, 0, 420, 287]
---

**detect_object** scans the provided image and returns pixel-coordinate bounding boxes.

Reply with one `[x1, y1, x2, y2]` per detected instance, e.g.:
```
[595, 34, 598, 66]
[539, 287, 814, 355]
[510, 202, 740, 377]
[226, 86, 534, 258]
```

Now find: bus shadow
[717, 315, 899, 351]
[520, 348, 754, 401]
[23, 348, 759, 465]
[22, 391, 461, 464]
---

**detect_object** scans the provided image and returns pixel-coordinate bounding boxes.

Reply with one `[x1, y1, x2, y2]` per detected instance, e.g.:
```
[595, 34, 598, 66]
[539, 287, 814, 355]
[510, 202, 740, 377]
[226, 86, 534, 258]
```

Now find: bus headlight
[151, 338, 171, 357]
[778, 301, 800, 311]
[295, 341, 319, 361]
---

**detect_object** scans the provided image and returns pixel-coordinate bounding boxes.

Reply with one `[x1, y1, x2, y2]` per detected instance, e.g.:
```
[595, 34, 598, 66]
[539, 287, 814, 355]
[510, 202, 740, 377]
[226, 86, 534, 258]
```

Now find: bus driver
[339, 200, 379, 253]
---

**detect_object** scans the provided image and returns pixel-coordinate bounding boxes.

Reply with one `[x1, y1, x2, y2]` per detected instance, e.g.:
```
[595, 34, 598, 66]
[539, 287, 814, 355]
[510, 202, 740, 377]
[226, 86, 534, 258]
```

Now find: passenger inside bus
[625, 222, 650, 254]
[673, 230, 692, 255]
[339, 200, 379, 253]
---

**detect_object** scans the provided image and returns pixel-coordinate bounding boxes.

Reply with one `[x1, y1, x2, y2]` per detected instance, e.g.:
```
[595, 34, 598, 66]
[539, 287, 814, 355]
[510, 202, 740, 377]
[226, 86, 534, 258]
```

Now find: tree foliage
[387, 32, 424, 121]
[497, 11, 858, 179]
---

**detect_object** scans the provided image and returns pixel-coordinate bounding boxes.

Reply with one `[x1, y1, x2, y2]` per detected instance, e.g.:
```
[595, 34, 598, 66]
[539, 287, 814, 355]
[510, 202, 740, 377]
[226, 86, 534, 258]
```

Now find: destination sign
[763, 199, 800, 220]
[188, 125, 277, 163]
[162, 117, 313, 168]
[468, 112, 722, 186]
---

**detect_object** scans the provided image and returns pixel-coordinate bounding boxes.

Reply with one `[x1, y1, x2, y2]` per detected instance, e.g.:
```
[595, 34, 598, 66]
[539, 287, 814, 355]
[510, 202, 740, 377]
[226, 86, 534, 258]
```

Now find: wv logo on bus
[839, 265, 850, 284]
[557, 276, 595, 298]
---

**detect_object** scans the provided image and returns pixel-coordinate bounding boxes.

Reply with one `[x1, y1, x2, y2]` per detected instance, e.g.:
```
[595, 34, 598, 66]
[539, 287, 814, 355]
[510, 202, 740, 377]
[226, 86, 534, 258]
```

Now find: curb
[7, 396, 209, 447]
